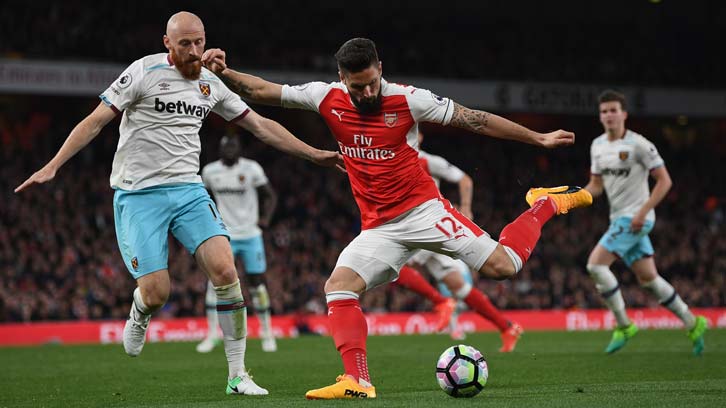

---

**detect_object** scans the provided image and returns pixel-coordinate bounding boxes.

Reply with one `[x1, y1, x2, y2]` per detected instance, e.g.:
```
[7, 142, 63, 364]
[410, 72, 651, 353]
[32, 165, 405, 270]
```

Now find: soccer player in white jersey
[198, 135, 278, 353]
[579, 90, 707, 355]
[202, 38, 592, 399]
[14, 12, 341, 396]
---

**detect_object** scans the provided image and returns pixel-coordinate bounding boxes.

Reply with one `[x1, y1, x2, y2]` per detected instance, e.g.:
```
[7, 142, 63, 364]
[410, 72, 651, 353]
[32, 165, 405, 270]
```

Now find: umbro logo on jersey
[158, 82, 171, 91]
[154, 98, 210, 118]
[331, 109, 345, 121]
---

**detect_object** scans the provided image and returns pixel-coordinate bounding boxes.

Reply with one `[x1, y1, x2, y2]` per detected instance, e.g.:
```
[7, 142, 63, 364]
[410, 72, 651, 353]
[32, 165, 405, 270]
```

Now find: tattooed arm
[449, 102, 575, 148]
[201, 48, 283, 106]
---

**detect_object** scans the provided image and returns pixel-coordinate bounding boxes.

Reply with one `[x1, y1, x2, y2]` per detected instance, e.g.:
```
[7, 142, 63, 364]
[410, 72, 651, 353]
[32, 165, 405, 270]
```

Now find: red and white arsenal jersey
[281, 79, 455, 229]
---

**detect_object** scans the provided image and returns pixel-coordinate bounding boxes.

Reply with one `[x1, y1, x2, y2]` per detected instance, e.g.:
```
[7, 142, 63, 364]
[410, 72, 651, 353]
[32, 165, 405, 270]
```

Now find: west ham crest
[199, 81, 211, 97]
[619, 151, 629, 161]
[238, 175, 246, 183]
[384, 112, 398, 127]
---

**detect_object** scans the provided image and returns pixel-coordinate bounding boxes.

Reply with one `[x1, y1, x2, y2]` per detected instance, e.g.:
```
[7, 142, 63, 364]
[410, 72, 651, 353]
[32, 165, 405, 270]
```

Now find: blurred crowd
[1, 98, 724, 323]
[2, 0, 725, 88]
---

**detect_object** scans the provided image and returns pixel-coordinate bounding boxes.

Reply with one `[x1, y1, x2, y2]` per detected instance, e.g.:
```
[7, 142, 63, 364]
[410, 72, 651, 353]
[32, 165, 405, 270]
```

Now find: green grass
[1, 329, 724, 407]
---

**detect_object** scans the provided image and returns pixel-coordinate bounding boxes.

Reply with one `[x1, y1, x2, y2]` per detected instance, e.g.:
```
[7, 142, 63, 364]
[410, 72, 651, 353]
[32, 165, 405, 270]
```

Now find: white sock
[205, 281, 219, 339]
[587, 264, 630, 327]
[502, 245, 523, 273]
[641, 276, 696, 329]
[250, 283, 273, 339]
[452, 282, 473, 300]
[132, 287, 151, 322]
[215, 280, 248, 379]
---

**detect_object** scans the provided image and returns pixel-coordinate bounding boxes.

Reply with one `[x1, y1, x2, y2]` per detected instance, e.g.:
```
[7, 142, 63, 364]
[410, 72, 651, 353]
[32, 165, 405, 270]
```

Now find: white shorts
[408, 250, 460, 281]
[336, 198, 498, 290]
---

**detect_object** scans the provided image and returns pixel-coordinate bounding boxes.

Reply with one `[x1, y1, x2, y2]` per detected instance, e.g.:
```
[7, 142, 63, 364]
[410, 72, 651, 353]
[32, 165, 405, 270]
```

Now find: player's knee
[210, 266, 238, 286]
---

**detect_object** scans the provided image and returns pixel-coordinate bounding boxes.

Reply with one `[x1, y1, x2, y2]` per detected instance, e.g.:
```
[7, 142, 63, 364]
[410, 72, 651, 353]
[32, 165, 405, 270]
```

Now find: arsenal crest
[199, 81, 211, 97]
[384, 112, 398, 128]
[619, 151, 629, 161]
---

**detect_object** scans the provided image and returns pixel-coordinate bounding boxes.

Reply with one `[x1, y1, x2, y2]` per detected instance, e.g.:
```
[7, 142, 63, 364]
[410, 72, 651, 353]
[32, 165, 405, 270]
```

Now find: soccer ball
[435, 344, 488, 398]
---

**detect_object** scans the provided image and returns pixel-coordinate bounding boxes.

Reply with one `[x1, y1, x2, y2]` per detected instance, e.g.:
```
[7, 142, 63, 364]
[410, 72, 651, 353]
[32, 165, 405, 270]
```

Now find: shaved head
[166, 11, 204, 38]
[163, 11, 205, 80]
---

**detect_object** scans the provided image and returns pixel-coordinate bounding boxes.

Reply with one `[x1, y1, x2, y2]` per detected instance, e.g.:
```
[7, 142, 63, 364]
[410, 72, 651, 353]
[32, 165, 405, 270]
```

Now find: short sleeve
[212, 81, 251, 122]
[99, 59, 144, 112]
[590, 142, 601, 175]
[281, 82, 332, 112]
[405, 87, 454, 125]
[426, 154, 465, 183]
[635, 137, 665, 170]
[250, 162, 269, 187]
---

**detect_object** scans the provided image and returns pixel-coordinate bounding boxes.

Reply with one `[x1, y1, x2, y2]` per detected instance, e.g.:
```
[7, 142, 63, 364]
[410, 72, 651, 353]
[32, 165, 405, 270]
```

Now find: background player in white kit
[198, 135, 278, 353]
[402, 131, 523, 351]
[583, 90, 707, 355]
[14, 12, 341, 395]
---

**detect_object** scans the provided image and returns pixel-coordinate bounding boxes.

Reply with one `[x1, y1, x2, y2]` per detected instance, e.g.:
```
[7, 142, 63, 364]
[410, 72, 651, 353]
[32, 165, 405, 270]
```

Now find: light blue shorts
[598, 216, 655, 267]
[231, 235, 267, 274]
[113, 183, 229, 279]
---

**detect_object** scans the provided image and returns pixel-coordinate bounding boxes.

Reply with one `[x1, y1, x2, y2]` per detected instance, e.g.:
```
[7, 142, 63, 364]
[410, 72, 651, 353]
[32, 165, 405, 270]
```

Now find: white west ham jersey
[202, 158, 269, 240]
[418, 150, 465, 188]
[590, 130, 665, 221]
[100, 53, 250, 190]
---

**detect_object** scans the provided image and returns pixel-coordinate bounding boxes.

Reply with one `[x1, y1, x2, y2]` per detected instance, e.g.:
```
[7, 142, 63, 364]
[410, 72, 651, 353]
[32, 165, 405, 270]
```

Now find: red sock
[327, 298, 370, 383]
[499, 197, 556, 264]
[463, 289, 510, 331]
[395, 265, 447, 305]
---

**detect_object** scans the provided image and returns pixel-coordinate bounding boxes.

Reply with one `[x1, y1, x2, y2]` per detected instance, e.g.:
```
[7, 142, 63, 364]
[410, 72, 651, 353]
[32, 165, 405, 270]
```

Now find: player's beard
[170, 49, 202, 80]
[352, 91, 383, 115]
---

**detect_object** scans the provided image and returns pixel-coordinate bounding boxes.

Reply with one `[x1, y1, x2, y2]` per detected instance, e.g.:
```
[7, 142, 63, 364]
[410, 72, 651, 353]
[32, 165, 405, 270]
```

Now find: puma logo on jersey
[154, 98, 210, 118]
[331, 109, 345, 121]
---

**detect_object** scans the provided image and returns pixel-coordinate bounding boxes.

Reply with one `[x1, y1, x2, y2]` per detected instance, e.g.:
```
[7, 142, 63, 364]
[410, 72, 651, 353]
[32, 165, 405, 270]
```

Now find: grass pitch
[1, 329, 724, 407]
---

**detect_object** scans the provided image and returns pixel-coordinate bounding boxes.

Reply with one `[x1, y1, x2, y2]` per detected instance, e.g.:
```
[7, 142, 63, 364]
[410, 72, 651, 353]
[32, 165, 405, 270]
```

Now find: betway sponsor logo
[601, 167, 631, 177]
[154, 98, 210, 118]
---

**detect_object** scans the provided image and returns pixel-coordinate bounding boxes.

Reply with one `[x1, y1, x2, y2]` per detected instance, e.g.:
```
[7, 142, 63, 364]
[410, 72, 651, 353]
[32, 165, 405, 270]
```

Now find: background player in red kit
[202, 38, 592, 399]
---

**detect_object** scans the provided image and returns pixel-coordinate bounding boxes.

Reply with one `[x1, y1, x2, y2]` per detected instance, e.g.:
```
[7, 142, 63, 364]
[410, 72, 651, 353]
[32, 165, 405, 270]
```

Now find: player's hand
[630, 213, 646, 233]
[540, 130, 575, 148]
[14, 164, 58, 193]
[201, 48, 227, 74]
[258, 218, 270, 228]
[311, 150, 345, 171]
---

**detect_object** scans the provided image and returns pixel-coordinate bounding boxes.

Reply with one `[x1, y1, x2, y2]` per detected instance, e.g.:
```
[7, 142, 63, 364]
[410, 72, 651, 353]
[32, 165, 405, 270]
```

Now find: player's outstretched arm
[14, 103, 116, 193]
[449, 102, 574, 148]
[257, 183, 278, 228]
[235, 110, 343, 168]
[202, 48, 283, 106]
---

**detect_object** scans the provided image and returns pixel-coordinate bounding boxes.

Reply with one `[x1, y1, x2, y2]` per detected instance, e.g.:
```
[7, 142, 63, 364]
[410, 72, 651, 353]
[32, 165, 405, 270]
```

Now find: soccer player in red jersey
[202, 38, 592, 399]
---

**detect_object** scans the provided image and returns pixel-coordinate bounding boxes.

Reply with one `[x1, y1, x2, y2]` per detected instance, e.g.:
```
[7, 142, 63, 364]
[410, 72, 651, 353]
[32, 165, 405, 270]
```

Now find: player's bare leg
[306, 266, 376, 399]
[632, 257, 706, 356]
[196, 236, 267, 395]
[124, 270, 170, 356]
